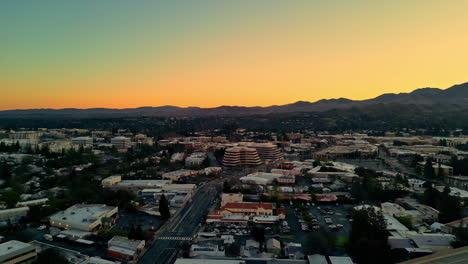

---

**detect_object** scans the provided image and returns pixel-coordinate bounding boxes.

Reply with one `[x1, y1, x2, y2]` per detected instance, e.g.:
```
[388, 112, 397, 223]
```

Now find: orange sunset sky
[2, 0, 468, 110]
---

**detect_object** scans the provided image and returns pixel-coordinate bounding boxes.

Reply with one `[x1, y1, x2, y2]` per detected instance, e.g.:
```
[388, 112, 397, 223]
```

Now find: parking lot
[114, 211, 162, 233]
[309, 204, 352, 238]
[283, 204, 353, 255]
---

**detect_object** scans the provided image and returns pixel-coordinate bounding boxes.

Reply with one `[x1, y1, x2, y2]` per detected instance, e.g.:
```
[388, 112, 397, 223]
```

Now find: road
[138, 181, 221, 264]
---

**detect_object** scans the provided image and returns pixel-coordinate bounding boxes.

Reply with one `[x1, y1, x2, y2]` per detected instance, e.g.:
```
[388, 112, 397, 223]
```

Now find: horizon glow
[2, 0, 468, 110]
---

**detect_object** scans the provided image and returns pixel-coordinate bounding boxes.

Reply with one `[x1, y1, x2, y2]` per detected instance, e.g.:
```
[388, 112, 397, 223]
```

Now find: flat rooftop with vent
[0, 240, 37, 264]
[49, 204, 118, 232]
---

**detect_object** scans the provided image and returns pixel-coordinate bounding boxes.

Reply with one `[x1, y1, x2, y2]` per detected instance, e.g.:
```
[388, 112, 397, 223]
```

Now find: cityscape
[2, 1, 468, 264]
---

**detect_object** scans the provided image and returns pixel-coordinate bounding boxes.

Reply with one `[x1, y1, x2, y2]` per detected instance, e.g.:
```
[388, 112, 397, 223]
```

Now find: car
[37, 225, 47, 230]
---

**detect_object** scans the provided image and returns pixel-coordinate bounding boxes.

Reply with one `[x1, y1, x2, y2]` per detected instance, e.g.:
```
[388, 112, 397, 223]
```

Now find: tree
[251, 224, 266, 251]
[223, 179, 234, 193]
[396, 216, 414, 230]
[423, 159, 435, 178]
[128, 224, 145, 240]
[1, 190, 20, 208]
[159, 194, 170, 220]
[34, 248, 68, 264]
[452, 226, 468, 248]
[349, 208, 392, 264]
[305, 228, 336, 255]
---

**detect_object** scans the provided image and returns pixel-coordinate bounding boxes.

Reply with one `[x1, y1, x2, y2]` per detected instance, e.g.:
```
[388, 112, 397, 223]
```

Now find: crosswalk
[158, 236, 193, 241]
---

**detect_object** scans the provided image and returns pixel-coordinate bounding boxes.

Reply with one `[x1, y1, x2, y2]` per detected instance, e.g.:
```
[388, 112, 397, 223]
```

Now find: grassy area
[335, 236, 348, 248]
[280, 234, 297, 240]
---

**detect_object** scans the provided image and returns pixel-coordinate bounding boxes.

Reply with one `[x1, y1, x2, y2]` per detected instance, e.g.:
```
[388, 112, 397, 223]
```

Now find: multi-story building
[243, 143, 283, 161]
[223, 147, 262, 167]
[110, 136, 131, 149]
[9, 131, 41, 140]
[50, 204, 118, 232]
[72, 137, 93, 148]
[446, 176, 468, 188]
[0, 240, 36, 264]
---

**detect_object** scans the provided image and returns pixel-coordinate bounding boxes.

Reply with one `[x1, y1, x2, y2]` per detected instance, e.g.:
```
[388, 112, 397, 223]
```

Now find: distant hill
[1, 82, 468, 118]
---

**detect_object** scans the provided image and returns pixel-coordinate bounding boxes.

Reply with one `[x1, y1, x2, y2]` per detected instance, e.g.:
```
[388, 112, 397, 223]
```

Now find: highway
[138, 181, 221, 264]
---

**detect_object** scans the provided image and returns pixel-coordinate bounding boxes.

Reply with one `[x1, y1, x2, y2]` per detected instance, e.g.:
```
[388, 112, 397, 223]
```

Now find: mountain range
[1, 82, 468, 119]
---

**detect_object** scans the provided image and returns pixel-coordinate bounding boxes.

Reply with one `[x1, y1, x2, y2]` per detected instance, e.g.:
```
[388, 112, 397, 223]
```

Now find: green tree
[305, 228, 336, 255]
[128, 224, 145, 240]
[349, 208, 392, 264]
[396, 216, 414, 230]
[159, 194, 170, 220]
[452, 226, 468, 248]
[423, 158, 435, 178]
[1, 190, 20, 208]
[251, 224, 266, 251]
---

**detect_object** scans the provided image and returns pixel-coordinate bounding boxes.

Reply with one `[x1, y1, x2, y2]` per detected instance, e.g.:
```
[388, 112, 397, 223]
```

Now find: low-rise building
[0, 240, 36, 264]
[190, 243, 225, 258]
[0, 207, 29, 222]
[50, 204, 118, 232]
[110, 136, 131, 149]
[220, 202, 274, 217]
[72, 137, 93, 148]
[221, 193, 243, 206]
[185, 152, 207, 167]
[107, 236, 145, 261]
[162, 170, 197, 181]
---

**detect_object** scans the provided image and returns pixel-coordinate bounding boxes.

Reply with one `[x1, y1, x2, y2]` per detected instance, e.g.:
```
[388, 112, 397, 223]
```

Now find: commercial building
[242, 143, 283, 161]
[50, 204, 118, 232]
[0, 207, 29, 221]
[9, 131, 41, 140]
[72, 137, 93, 148]
[185, 152, 207, 167]
[101, 175, 171, 192]
[446, 176, 468, 188]
[175, 260, 245, 264]
[223, 147, 262, 167]
[221, 193, 243, 206]
[396, 197, 440, 223]
[220, 202, 274, 217]
[101, 176, 123, 187]
[17, 198, 48, 207]
[162, 169, 197, 181]
[110, 136, 131, 149]
[107, 236, 145, 261]
[0, 240, 36, 264]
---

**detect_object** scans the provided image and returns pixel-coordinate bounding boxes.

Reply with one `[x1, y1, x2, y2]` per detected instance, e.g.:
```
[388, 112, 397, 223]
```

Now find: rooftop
[50, 204, 117, 224]
[0, 240, 34, 256]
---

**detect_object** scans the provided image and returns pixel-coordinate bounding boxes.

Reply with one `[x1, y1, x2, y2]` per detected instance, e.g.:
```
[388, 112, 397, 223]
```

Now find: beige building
[50, 204, 118, 232]
[0, 240, 36, 264]
[0, 207, 29, 221]
[223, 147, 262, 167]
[221, 193, 243, 206]
[220, 202, 274, 217]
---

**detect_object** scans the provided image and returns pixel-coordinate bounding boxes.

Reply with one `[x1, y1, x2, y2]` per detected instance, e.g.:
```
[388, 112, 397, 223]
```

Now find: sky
[1, 0, 468, 110]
